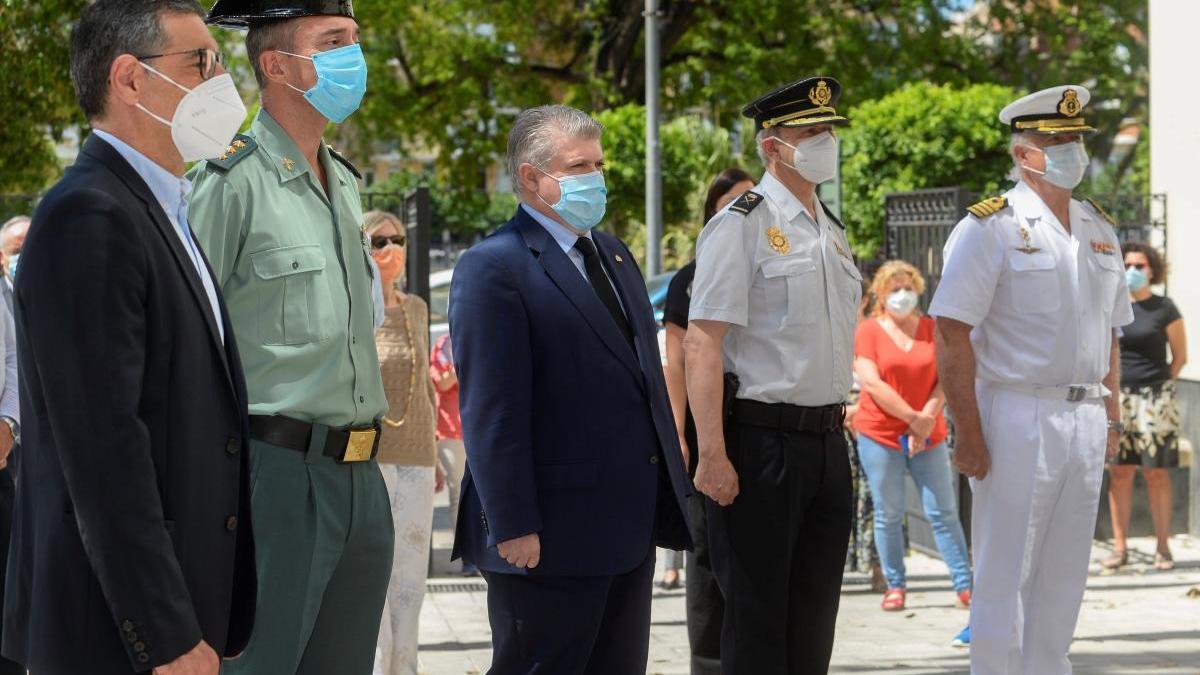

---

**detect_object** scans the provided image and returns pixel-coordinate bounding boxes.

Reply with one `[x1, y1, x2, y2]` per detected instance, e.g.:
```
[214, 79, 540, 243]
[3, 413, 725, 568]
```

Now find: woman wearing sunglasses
[1104, 241, 1187, 571]
[363, 210, 446, 674]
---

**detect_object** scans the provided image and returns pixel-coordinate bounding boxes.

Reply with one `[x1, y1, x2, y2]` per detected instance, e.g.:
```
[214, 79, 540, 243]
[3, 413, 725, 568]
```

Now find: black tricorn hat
[742, 76, 849, 132]
[207, 0, 355, 29]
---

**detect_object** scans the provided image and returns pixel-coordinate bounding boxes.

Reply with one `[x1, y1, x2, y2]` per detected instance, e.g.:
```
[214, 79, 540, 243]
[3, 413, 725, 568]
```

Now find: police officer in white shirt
[929, 85, 1133, 675]
[685, 76, 862, 675]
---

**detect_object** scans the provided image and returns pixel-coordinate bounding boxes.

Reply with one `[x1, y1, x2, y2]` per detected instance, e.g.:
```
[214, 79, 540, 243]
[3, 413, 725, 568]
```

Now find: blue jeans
[857, 434, 972, 592]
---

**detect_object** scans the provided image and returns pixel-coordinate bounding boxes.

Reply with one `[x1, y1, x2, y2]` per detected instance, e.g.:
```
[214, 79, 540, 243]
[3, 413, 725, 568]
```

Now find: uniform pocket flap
[535, 460, 598, 491]
[760, 255, 815, 278]
[1092, 253, 1123, 271]
[839, 255, 863, 281]
[251, 245, 327, 280]
[1007, 252, 1055, 272]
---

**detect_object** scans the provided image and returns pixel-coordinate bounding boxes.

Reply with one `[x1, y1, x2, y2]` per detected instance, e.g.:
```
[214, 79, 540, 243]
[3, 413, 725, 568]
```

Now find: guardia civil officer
[187, 2, 392, 674]
[929, 86, 1133, 675]
[685, 76, 862, 675]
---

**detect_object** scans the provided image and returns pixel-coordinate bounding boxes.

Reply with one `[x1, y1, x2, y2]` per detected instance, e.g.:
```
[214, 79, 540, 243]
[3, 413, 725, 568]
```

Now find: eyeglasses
[136, 48, 225, 81]
[371, 234, 406, 250]
[1125, 263, 1147, 271]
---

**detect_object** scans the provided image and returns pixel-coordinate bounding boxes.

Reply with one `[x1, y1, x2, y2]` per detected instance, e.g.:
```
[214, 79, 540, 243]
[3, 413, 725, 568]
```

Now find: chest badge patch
[1090, 240, 1117, 255]
[766, 227, 790, 254]
[1015, 224, 1042, 255]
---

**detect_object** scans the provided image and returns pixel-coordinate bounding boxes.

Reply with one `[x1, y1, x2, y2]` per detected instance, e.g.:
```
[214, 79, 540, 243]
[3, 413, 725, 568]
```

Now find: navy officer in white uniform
[929, 85, 1133, 675]
[685, 76, 862, 675]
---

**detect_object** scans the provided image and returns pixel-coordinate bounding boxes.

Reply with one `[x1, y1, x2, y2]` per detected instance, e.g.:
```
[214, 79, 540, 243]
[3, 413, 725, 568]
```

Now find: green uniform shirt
[188, 109, 386, 427]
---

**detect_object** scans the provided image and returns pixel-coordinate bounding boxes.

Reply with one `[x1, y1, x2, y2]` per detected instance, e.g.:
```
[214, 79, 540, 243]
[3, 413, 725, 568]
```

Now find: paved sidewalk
[419, 508, 1200, 674]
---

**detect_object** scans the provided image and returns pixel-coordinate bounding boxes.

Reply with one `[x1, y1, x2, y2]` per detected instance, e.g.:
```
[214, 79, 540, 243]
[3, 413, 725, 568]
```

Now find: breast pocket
[251, 245, 335, 346]
[1006, 252, 1060, 314]
[757, 255, 817, 327]
[1088, 252, 1123, 314]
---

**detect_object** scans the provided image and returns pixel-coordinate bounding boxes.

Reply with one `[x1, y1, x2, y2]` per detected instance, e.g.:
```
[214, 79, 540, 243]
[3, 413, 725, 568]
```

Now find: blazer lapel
[82, 136, 234, 389]
[591, 234, 657, 378]
[514, 210, 643, 381]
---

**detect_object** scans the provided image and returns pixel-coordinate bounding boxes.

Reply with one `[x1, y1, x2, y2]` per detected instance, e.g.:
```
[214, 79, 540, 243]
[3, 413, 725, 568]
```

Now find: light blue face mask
[278, 43, 368, 124]
[6, 254, 16, 281]
[1125, 266, 1148, 292]
[537, 169, 608, 231]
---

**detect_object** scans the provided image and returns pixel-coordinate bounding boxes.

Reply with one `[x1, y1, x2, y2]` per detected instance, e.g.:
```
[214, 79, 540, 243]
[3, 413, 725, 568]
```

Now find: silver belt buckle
[1066, 386, 1087, 402]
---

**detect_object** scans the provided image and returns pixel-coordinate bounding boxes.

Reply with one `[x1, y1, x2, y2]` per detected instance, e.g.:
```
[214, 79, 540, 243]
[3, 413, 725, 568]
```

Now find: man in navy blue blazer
[449, 104, 692, 674]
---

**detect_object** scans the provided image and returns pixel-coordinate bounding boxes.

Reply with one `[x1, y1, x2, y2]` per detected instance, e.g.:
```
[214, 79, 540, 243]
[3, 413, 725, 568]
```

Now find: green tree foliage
[839, 82, 1018, 256]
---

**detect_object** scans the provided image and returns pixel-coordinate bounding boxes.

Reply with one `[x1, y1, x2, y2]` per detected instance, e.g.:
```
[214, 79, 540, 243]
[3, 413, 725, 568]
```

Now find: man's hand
[153, 640, 219, 675]
[497, 533, 540, 569]
[0, 424, 13, 470]
[953, 429, 991, 479]
[1106, 428, 1120, 461]
[694, 450, 739, 507]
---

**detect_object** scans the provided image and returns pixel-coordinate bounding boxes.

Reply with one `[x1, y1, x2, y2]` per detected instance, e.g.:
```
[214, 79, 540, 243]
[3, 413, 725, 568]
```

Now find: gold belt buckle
[343, 428, 377, 462]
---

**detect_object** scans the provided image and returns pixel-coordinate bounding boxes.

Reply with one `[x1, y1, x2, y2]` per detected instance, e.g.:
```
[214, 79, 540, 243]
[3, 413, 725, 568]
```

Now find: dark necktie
[574, 237, 635, 350]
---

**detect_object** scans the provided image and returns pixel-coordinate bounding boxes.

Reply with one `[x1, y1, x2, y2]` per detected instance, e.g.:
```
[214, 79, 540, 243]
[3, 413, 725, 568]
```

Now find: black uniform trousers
[706, 416, 852, 675]
[482, 546, 656, 675]
[684, 411, 723, 675]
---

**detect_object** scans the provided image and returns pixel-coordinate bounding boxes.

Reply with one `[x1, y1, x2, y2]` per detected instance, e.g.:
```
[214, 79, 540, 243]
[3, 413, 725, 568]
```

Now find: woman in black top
[663, 167, 754, 674]
[1104, 242, 1187, 571]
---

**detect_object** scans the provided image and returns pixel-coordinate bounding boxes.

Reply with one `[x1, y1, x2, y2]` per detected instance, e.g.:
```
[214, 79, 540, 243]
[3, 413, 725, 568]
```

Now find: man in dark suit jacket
[2, 2, 254, 674]
[449, 104, 692, 674]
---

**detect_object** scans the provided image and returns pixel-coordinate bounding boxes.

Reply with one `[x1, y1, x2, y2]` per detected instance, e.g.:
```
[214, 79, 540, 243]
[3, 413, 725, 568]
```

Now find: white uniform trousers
[969, 382, 1107, 675]
[373, 464, 435, 675]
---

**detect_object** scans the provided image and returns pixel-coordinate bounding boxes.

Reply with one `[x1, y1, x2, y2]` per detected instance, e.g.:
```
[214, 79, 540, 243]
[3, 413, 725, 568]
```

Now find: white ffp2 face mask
[136, 63, 247, 163]
[772, 131, 839, 184]
[1020, 140, 1089, 190]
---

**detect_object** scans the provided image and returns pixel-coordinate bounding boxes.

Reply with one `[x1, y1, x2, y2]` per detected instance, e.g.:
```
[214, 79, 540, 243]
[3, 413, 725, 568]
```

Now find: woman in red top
[854, 261, 972, 615]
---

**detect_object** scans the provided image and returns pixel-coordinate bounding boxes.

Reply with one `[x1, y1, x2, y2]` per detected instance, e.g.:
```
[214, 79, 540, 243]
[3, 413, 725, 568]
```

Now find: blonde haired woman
[853, 261, 972, 626]
[365, 210, 445, 675]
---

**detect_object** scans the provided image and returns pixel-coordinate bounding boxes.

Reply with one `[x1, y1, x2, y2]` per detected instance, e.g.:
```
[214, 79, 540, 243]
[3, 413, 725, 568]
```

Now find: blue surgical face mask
[536, 168, 608, 231]
[6, 254, 17, 281]
[1125, 267, 1148, 292]
[278, 43, 368, 123]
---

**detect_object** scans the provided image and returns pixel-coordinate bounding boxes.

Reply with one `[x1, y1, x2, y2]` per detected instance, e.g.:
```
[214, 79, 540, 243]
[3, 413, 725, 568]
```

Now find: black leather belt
[731, 399, 846, 434]
[249, 415, 380, 463]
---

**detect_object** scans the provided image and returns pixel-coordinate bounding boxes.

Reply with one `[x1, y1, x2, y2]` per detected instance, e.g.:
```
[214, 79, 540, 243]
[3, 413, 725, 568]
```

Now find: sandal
[881, 588, 906, 612]
[1155, 551, 1175, 572]
[1101, 550, 1128, 570]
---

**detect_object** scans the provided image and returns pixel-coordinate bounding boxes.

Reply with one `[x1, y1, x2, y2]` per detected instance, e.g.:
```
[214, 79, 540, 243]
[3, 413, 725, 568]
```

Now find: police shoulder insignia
[966, 196, 1009, 219]
[1085, 198, 1116, 226]
[204, 135, 257, 172]
[327, 146, 362, 180]
[727, 190, 764, 216]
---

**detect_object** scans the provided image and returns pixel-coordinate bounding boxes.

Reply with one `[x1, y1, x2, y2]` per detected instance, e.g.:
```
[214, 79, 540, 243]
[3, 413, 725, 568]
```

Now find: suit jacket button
[133, 642, 146, 652]
[126, 632, 138, 643]
[225, 516, 238, 531]
[137, 652, 150, 664]
[226, 438, 240, 455]
[121, 620, 134, 632]
[649, 455, 659, 464]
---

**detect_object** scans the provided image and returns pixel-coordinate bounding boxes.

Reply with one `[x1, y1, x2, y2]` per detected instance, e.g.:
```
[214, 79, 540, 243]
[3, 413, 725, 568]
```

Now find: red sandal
[881, 588, 906, 612]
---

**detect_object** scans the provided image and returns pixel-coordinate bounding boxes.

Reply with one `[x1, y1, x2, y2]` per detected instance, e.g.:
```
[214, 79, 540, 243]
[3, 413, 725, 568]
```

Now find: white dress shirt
[92, 130, 224, 341]
[929, 180, 1134, 386]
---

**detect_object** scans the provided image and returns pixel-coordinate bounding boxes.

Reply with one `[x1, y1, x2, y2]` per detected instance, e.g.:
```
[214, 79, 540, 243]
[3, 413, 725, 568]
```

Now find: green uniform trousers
[223, 436, 394, 675]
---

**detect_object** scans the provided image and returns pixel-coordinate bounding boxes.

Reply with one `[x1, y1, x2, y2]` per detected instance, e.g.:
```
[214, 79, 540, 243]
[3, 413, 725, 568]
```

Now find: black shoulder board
[1085, 198, 1116, 226]
[727, 190, 764, 216]
[819, 200, 845, 229]
[203, 134, 257, 172]
[327, 146, 362, 180]
[966, 196, 1009, 219]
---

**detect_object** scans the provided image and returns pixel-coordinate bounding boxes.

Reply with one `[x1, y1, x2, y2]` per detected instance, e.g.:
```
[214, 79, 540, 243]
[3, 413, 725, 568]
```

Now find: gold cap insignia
[282, 157, 296, 172]
[808, 80, 833, 107]
[1058, 89, 1081, 118]
[766, 227, 790, 254]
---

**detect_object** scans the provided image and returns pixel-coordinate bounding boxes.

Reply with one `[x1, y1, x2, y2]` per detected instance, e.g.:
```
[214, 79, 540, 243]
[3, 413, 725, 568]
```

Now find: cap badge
[766, 227, 791, 254]
[808, 80, 832, 107]
[1058, 89, 1081, 117]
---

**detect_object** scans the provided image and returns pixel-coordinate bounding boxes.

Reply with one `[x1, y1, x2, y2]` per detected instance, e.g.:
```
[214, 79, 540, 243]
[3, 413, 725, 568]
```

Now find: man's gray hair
[755, 127, 780, 166]
[506, 105, 604, 195]
[1008, 132, 1034, 182]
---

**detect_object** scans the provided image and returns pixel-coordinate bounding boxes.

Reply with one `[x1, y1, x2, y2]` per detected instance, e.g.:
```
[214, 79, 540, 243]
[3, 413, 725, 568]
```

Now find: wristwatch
[0, 416, 19, 444]
[1106, 419, 1124, 434]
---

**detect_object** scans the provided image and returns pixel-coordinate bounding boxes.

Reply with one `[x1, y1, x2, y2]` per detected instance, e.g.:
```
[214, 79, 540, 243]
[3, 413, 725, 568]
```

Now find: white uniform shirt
[690, 171, 862, 406]
[929, 180, 1134, 386]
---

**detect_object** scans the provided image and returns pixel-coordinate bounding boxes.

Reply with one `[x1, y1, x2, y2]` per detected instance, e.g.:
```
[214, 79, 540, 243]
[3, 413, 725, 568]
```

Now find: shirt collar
[521, 202, 591, 255]
[1010, 180, 1087, 232]
[251, 108, 342, 186]
[758, 170, 814, 224]
[91, 129, 190, 220]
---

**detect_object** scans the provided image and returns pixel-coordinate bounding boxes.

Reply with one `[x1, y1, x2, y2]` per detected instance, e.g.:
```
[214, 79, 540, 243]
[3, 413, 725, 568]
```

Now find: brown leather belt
[249, 415, 380, 463]
[731, 398, 846, 434]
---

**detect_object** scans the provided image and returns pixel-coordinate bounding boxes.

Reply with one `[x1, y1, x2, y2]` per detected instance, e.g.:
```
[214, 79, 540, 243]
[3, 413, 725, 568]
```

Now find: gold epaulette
[966, 196, 1009, 219]
[1085, 198, 1116, 226]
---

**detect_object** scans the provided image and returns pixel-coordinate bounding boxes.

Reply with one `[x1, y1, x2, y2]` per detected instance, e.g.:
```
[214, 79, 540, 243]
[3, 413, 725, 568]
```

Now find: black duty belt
[730, 398, 846, 434]
[249, 415, 380, 463]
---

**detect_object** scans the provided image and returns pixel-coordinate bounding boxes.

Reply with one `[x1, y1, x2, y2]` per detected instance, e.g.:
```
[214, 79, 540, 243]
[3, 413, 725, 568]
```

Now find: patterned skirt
[1117, 380, 1181, 468]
